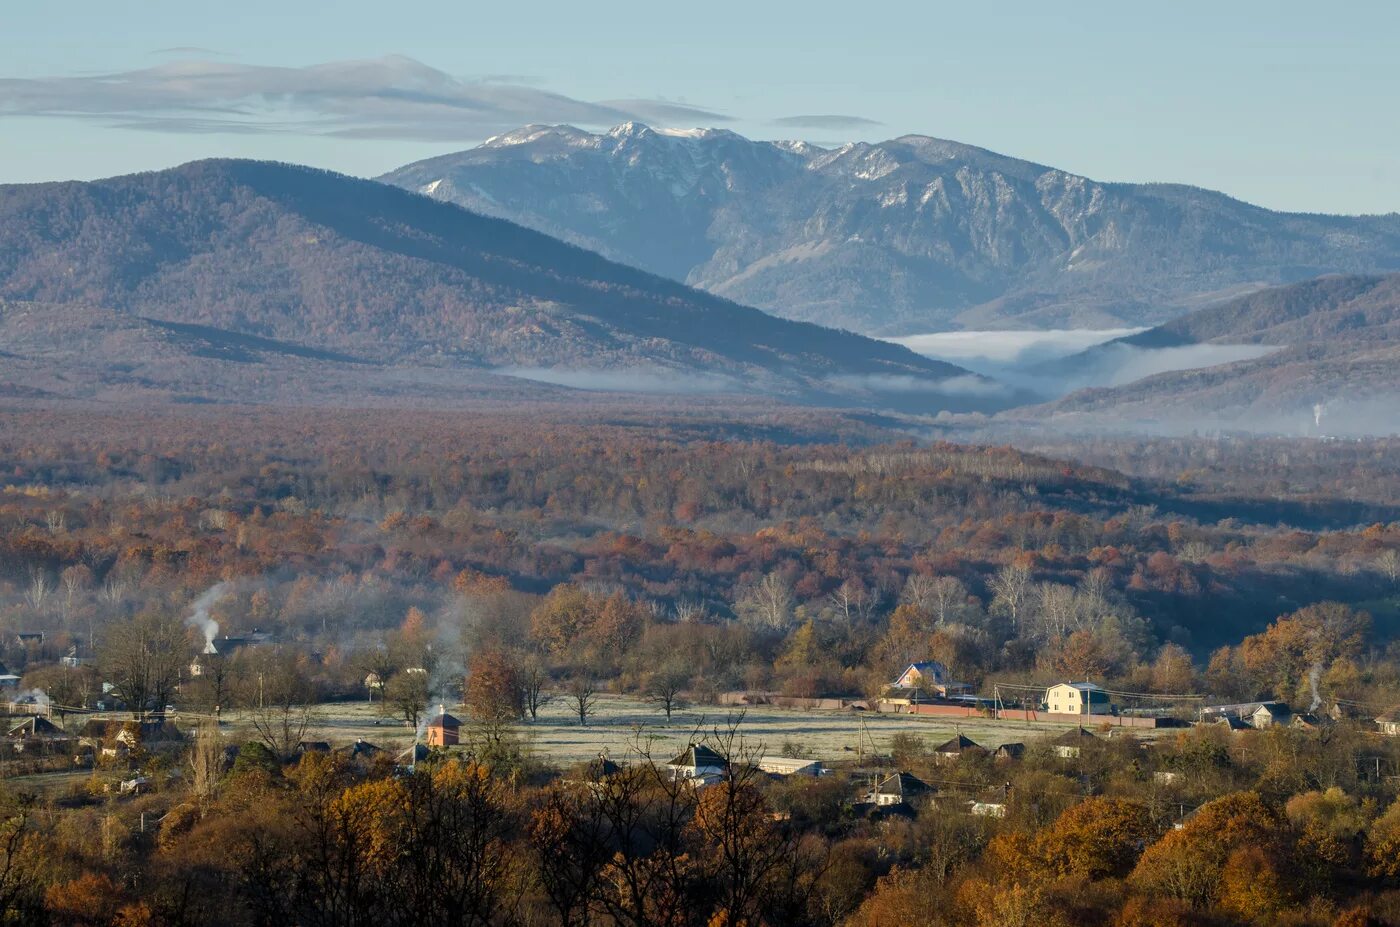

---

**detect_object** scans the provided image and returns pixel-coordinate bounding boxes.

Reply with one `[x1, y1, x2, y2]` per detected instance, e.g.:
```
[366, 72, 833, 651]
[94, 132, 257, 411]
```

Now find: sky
[0, 1, 1396, 215]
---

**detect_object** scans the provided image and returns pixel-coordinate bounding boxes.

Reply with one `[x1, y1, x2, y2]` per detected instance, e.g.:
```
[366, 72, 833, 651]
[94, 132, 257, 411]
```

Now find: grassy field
[235, 695, 1143, 767]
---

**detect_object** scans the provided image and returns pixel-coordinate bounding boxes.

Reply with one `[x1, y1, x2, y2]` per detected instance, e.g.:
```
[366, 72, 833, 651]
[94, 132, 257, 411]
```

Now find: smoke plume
[186, 582, 231, 652]
[1308, 662, 1323, 714]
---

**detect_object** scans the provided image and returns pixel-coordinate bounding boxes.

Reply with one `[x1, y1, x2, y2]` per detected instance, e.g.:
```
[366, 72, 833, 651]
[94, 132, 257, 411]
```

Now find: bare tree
[928, 576, 970, 626]
[59, 564, 91, 620]
[23, 568, 51, 612]
[736, 572, 794, 631]
[246, 649, 316, 759]
[567, 676, 599, 726]
[901, 573, 939, 613]
[100, 612, 187, 717]
[989, 563, 1032, 633]
[519, 656, 553, 721]
[382, 670, 430, 731]
[644, 665, 689, 721]
[1378, 549, 1400, 585]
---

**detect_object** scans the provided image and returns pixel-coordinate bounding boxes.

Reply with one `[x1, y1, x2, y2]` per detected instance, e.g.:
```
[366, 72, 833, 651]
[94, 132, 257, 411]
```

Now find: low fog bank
[890, 329, 1281, 400]
[963, 393, 1400, 440]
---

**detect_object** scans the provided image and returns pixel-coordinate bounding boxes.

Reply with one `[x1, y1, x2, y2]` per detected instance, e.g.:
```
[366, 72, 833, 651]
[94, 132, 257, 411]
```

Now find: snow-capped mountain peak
[381, 125, 1400, 334]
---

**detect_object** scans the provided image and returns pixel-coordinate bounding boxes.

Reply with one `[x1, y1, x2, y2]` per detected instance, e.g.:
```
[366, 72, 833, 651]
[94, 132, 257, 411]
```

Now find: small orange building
[425, 708, 460, 747]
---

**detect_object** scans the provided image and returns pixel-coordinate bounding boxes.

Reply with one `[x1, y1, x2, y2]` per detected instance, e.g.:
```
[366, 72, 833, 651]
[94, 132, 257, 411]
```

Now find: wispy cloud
[0, 55, 731, 142]
[772, 114, 882, 130]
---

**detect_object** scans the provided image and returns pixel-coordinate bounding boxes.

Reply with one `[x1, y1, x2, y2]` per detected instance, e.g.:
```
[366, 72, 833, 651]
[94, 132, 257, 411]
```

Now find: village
[4, 648, 1398, 824]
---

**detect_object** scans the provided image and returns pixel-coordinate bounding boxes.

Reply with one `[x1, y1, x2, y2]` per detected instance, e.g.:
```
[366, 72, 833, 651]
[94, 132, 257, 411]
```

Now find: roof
[896, 661, 948, 683]
[1053, 726, 1098, 744]
[78, 719, 118, 738]
[871, 771, 930, 799]
[668, 743, 727, 769]
[578, 754, 622, 781]
[994, 742, 1025, 758]
[1201, 701, 1289, 717]
[933, 733, 984, 755]
[757, 756, 824, 774]
[7, 717, 65, 738]
[1215, 715, 1252, 730]
[297, 741, 331, 753]
[336, 739, 383, 758]
[1375, 707, 1400, 724]
[427, 711, 461, 728]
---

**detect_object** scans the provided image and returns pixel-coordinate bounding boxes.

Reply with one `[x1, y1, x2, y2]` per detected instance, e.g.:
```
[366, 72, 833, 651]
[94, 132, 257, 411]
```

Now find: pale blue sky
[1, 0, 1395, 214]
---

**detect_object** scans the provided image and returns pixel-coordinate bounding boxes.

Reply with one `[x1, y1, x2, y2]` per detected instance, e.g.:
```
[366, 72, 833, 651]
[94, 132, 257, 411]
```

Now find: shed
[425, 708, 460, 747]
[994, 742, 1025, 761]
[757, 756, 825, 777]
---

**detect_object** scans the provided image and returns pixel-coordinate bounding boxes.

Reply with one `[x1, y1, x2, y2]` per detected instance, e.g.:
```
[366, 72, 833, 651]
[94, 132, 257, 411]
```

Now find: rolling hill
[1021, 273, 1400, 433]
[0, 159, 1002, 409]
[381, 123, 1400, 333]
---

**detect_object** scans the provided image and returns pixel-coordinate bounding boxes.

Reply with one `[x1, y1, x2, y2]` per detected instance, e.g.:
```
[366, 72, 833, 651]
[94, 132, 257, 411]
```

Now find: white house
[666, 743, 727, 784]
[1053, 726, 1098, 758]
[1376, 708, 1400, 737]
[1045, 682, 1111, 716]
[863, 771, 930, 807]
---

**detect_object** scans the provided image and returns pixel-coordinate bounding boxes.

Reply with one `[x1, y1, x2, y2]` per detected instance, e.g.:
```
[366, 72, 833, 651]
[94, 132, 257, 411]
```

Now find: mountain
[381, 123, 1400, 334]
[0, 159, 997, 409]
[1020, 273, 1400, 433]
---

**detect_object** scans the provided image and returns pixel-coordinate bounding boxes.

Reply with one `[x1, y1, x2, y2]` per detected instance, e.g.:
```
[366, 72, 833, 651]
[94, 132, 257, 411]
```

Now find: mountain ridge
[380, 124, 1400, 333]
[0, 158, 1005, 409]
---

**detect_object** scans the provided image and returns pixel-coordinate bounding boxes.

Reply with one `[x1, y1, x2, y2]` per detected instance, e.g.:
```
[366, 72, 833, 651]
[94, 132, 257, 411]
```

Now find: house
[1053, 726, 1098, 759]
[933, 733, 986, 760]
[994, 742, 1025, 761]
[296, 741, 331, 755]
[757, 756, 825, 777]
[400, 743, 431, 766]
[887, 661, 972, 700]
[1045, 682, 1111, 716]
[15, 632, 44, 648]
[1290, 713, 1326, 731]
[77, 719, 118, 746]
[1212, 714, 1252, 732]
[116, 720, 183, 748]
[968, 799, 1007, 818]
[119, 776, 151, 795]
[1251, 702, 1290, 728]
[1377, 708, 1400, 737]
[1199, 701, 1291, 729]
[568, 752, 624, 785]
[425, 708, 460, 747]
[863, 771, 931, 807]
[666, 743, 728, 784]
[335, 739, 384, 761]
[7, 716, 65, 739]
[6, 716, 69, 754]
